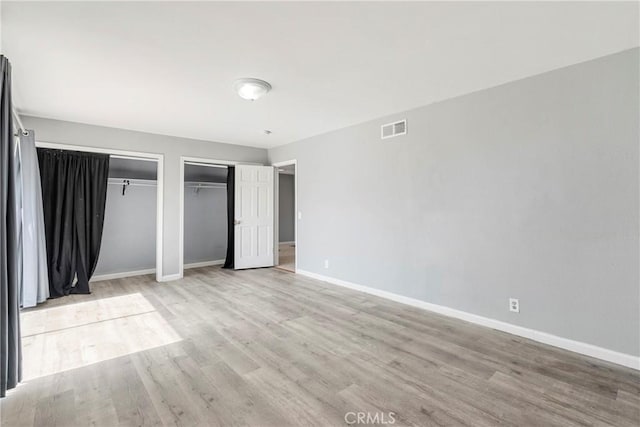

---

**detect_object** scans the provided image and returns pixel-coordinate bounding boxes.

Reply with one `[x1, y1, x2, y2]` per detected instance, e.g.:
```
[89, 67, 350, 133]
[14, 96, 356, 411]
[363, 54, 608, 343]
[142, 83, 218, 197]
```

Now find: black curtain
[1, 55, 21, 398]
[37, 149, 109, 297]
[222, 166, 235, 269]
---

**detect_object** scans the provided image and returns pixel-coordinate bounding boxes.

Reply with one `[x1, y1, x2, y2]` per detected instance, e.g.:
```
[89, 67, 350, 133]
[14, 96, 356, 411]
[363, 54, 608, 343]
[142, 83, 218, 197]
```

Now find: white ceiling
[2, 1, 637, 149]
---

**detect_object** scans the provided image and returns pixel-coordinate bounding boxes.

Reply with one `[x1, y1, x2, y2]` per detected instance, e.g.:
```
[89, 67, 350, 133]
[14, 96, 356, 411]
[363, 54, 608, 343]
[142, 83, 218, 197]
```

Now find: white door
[234, 165, 275, 269]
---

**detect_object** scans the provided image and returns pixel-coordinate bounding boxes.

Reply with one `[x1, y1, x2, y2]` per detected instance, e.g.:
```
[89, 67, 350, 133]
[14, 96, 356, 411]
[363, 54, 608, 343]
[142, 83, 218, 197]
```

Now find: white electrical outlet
[298, 211, 302, 220]
[509, 298, 520, 313]
[324, 259, 329, 269]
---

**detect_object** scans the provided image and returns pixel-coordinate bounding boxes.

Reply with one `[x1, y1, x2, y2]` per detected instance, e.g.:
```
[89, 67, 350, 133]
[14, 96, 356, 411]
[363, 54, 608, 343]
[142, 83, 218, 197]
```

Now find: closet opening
[274, 161, 296, 273]
[182, 161, 229, 271]
[93, 155, 159, 281]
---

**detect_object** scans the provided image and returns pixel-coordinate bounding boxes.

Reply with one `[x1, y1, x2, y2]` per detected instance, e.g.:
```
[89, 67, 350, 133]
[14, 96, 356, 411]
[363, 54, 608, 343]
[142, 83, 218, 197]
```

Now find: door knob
[234, 219, 241, 225]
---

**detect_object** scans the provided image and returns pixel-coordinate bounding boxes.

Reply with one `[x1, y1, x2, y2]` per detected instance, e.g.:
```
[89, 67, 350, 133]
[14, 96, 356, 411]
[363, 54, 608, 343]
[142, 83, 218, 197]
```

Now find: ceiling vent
[381, 119, 407, 140]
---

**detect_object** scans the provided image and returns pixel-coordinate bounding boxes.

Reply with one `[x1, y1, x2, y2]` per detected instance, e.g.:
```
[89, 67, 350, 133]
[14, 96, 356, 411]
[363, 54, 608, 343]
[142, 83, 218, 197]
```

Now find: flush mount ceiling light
[233, 78, 272, 101]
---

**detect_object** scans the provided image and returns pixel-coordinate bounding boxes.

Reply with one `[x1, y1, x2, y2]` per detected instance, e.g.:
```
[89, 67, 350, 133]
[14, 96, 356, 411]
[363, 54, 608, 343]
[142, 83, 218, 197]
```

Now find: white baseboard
[91, 268, 156, 282]
[279, 241, 295, 245]
[158, 273, 182, 282]
[91, 260, 224, 283]
[184, 259, 225, 269]
[297, 269, 640, 371]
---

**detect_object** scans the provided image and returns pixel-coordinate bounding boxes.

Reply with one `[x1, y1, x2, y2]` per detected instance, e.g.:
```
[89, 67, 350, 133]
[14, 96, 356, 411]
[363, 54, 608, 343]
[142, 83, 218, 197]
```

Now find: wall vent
[381, 119, 407, 139]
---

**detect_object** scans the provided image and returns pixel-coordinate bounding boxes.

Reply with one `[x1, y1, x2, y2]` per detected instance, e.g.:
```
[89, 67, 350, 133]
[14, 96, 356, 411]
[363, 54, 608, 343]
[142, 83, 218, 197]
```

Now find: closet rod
[12, 108, 28, 136]
[108, 182, 156, 187]
[108, 178, 156, 187]
[185, 184, 226, 189]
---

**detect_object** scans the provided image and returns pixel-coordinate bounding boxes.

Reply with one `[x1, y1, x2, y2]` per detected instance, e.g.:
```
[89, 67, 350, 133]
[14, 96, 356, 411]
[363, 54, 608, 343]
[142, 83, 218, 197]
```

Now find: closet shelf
[107, 178, 226, 189]
[184, 181, 226, 190]
[108, 178, 156, 187]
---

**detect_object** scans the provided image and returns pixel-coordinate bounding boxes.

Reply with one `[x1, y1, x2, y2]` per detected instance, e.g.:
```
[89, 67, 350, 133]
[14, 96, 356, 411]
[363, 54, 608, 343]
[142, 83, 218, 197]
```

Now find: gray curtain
[20, 131, 49, 307]
[1, 55, 22, 398]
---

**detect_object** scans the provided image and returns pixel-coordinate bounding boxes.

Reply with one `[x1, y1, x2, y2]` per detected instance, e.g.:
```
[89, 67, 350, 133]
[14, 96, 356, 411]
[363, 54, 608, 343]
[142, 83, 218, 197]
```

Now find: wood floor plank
[1, 266, 638, 426]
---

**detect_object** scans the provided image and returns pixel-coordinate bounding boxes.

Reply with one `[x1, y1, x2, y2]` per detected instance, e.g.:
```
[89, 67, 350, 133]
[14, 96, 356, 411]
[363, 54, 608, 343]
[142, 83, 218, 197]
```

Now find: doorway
[179, 157, 276, 275]
[274, 161, 296, 273]
[35, 141, 165, 280]
[183, 162, 228, 270]
[179, 156, 237, 275]
[93, 156, 159, 280]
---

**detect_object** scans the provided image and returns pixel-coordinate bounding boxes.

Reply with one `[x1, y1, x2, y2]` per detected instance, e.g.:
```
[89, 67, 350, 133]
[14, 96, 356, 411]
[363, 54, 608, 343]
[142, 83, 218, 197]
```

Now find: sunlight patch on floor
[21, 293, 181, 380]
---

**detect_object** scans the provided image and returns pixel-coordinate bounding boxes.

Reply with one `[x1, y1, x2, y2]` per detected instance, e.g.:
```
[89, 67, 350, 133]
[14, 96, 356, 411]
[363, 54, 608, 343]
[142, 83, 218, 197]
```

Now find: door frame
[35, 141, 166, 281]
[272, 159, 297, 272]
[179, 156, 240, 277]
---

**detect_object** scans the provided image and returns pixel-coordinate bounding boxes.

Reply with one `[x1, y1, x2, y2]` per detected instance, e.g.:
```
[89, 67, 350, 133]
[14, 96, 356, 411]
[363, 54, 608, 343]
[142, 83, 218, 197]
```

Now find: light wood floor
[276, 242, 295, 273]
[2, 266, 638, 426]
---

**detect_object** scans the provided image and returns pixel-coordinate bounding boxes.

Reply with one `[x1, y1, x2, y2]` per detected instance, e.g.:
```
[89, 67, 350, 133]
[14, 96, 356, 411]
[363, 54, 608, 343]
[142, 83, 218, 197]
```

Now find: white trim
[158, 273, 182, 282]
[111, 154, 158, 162]
[184, 259, 225, 269]
[272, 159, 297, 273]
[35, 140, 165, 282]
[297, 269, 640, 371]
[184, 161, 228, 169]
[91, 268, 156, 282]
[36, 141, 161, 162]
[274, 170, 280, 266]
[90, 259, 224, 282]
[156, 156, 164, 280]
[278, 241, 295, 245]
[179, 156, 258, 277]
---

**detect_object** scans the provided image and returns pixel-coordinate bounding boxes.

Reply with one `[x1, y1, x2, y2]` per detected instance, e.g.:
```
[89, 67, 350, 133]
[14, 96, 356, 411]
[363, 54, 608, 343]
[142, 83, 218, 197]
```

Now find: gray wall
[269, 49, 639, 356]
[95, 161, 228, 275]
[184, 187, 227, 264]
[95, 183, 156, 275]
[279, 174, 295, 242]
[23, 116, 267, 278]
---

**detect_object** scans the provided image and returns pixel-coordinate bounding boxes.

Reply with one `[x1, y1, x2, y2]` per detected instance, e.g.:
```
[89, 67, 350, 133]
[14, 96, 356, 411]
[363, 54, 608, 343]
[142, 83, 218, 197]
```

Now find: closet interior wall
[183, 163, 228, 265]
[93, 157, 157, 277]
[278, 172, 295, 243]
